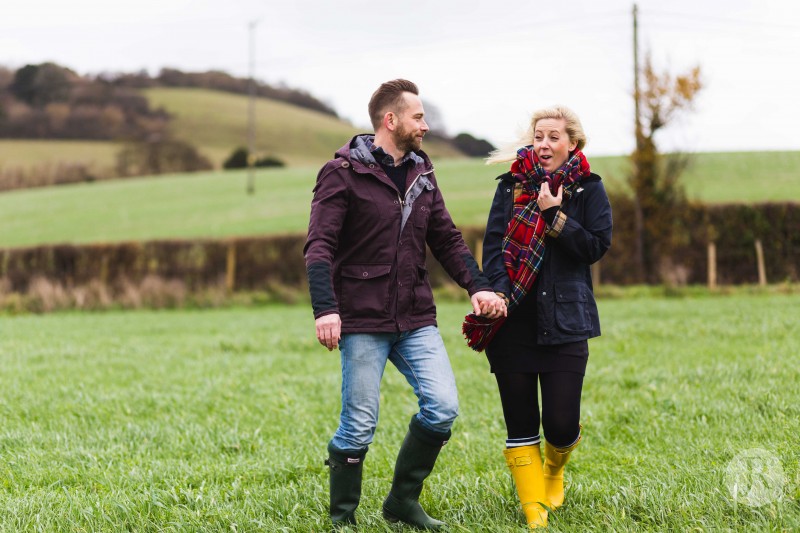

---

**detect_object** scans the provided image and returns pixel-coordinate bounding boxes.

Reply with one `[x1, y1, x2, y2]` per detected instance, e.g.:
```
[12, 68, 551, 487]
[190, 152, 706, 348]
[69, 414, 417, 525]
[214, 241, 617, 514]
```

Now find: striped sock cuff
[506, 435, 541, 448]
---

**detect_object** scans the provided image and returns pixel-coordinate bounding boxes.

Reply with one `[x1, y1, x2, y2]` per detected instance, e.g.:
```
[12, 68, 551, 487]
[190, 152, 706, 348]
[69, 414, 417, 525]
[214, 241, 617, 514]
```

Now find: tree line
[0, 63, 342, 141]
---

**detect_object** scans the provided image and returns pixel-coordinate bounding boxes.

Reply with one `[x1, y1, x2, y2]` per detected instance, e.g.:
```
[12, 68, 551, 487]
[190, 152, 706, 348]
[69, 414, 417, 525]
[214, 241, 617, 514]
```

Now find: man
[304, 79, 506, 529]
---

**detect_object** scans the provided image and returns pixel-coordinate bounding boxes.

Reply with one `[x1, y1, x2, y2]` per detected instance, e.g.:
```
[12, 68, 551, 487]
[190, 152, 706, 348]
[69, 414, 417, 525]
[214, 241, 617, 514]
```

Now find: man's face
[392, 92, 429, 154]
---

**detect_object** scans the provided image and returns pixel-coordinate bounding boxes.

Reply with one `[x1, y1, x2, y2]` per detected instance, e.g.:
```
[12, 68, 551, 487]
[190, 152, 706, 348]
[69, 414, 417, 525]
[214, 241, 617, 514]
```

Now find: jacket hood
[335, 134, 433, 173]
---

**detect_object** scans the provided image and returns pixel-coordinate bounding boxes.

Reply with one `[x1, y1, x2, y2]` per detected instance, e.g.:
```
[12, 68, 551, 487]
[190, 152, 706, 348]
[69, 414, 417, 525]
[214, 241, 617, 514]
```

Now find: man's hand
[537, 181, 563, 211]
[471, 291, 507, 319]
[315, 313, 342, 351]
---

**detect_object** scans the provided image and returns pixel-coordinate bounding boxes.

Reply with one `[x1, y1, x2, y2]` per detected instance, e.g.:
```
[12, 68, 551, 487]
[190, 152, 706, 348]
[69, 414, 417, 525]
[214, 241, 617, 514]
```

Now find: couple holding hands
[305, 79, 612, 529]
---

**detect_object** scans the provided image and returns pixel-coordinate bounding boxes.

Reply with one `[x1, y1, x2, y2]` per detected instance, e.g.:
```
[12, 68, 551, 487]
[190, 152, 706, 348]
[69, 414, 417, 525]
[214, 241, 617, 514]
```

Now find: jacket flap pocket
[555, 281, 589, 303]
[341, 263, 392, 280]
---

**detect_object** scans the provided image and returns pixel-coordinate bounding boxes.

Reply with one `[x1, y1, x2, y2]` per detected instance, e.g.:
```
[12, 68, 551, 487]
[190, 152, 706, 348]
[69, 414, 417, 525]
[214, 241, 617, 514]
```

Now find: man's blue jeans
[330, 325, 459, 452]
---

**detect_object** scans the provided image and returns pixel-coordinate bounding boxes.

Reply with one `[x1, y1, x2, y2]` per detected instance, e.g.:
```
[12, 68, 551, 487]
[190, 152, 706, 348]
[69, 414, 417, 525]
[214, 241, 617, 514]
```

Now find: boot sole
[382, 507, 444, 530]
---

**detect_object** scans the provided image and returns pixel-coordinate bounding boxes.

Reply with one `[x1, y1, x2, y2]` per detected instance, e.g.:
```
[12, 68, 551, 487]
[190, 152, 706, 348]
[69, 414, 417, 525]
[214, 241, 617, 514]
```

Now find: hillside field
[1, 151, 799, 249]
[0, 88, 464, 173]
[1, 294, 798, 530]
[0, 140, 118, 170]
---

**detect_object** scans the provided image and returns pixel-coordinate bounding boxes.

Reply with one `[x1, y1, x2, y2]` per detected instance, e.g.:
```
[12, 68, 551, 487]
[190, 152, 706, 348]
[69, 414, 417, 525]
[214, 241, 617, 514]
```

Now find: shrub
[115, 139, 213, 177]
[223, 147, 285, 169]
[223, 147, 249, 169]
[452, 132, 496, 157]
[255, 155, 285, 168]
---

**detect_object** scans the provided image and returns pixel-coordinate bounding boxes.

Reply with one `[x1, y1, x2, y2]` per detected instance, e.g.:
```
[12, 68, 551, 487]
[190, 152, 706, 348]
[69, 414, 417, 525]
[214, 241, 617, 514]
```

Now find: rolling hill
[0, 87, 466, 172]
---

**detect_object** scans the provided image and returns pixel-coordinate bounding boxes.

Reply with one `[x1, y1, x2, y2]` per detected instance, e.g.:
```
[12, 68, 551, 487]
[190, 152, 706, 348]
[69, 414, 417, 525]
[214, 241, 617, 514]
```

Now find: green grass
[0, 140, 119, 169]
[3, 151, 797, 249]
[1, 293, 799, 531]
[593, 151, 800, 203]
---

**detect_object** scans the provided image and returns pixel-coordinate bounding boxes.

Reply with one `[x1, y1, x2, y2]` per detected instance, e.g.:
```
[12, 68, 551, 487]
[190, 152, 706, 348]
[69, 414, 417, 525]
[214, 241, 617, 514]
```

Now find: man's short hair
[368, 79, 419, 130]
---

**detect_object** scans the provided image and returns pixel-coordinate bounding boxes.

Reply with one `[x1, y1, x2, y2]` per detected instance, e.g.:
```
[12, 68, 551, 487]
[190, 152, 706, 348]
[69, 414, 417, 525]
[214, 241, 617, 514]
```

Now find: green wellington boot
[382, 417, 450, 530]
[326, 443, 367, 528]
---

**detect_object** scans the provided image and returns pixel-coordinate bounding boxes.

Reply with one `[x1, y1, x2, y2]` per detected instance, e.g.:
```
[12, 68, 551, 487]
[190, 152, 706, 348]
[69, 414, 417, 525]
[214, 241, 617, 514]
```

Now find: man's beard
[394, 124, 422, 155]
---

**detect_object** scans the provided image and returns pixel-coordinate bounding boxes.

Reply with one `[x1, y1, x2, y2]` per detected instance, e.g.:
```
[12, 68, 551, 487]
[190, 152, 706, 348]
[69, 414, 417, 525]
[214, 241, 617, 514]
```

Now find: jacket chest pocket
[340, 263, 392, 317]
[413, 204, 430, 228]
[554, 281, 592, 334]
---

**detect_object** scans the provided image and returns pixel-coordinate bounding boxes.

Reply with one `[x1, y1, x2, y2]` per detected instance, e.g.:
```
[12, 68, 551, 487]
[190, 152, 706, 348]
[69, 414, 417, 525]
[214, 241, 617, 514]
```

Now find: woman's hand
[537, 182, 562, 210]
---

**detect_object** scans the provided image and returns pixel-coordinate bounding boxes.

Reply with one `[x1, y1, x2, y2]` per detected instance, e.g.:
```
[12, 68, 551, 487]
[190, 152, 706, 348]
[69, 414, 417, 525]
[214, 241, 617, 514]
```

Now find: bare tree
[630, 54, 703, 283]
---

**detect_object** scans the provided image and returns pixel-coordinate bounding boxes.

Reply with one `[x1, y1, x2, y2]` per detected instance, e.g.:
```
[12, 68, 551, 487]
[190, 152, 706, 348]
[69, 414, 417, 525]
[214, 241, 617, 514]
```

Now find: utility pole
[631, 3, 646, 282]
[633, 3, 642, 149]
[246, 19, 260, 195]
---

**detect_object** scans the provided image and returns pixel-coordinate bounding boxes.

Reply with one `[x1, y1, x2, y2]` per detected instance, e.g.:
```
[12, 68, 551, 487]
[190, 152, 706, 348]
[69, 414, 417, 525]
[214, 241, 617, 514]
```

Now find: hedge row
[2, 202, 798, 298]
[1, 235, 305, 293]
[600, 198, 800, 285]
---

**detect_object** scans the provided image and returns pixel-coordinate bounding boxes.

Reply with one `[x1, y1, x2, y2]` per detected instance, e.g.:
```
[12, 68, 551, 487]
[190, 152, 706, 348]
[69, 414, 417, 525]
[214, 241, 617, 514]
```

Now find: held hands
[316, 292, 508, 350]
[537, 182, 562, 211]
[315, 313, 341, 351]
[471, 291, 508, 320]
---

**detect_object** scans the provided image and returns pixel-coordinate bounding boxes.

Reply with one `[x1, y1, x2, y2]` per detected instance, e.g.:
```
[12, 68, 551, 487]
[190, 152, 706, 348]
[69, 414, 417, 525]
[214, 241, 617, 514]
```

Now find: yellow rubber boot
[503, 445, 548, 529]
[543, 430, 582, 510]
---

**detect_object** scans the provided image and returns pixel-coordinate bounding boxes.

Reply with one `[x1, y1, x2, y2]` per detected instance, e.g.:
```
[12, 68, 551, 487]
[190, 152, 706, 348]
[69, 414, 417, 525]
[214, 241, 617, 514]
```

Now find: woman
[463, 106, 612, 528]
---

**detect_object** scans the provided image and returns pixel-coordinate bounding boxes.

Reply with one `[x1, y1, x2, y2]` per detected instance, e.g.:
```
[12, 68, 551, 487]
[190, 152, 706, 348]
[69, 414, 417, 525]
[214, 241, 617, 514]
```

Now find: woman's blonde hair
[486, 106, 587, 164]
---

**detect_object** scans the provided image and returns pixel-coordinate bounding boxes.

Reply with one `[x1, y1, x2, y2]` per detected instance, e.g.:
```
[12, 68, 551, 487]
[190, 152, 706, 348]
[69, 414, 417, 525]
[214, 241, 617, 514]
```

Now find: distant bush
[223, 147, 249, 169]
[255, 155, 285, 168]
[452, 132, 496, 157]
[223, 147, 285, 169]
[116, 139, 213, 176]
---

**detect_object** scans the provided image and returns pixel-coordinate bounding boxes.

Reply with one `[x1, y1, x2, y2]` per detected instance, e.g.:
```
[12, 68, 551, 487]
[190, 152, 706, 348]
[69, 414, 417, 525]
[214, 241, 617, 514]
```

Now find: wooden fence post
[707, 242, 717, 289]
[755, 239, 767, 286]
[226, 240, 236, 292]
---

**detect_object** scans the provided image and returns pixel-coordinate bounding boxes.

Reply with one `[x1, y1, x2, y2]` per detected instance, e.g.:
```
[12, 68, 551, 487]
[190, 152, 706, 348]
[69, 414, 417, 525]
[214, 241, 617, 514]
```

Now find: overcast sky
[2, 0, 799, 156]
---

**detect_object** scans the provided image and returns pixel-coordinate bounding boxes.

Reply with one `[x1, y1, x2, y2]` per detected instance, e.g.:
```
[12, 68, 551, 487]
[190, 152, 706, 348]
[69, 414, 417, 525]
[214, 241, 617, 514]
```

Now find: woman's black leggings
[494, 371, 584, 447]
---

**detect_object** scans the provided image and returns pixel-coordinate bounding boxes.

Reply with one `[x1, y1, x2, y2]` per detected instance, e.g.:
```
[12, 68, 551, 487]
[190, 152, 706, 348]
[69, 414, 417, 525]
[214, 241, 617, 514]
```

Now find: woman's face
[533, 118, 578, 173]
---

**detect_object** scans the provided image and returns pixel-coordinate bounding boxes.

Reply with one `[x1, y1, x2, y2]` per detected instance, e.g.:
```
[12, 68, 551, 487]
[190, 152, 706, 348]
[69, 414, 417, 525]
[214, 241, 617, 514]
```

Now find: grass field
[1, 293, 799, 531]
[2, 151, 798, 249]
[0, 140, 119, 169]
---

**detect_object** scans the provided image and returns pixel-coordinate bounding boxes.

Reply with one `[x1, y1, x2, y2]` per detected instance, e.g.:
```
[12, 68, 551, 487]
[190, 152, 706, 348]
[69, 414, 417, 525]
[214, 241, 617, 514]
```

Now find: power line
[644, 8, 800, 31]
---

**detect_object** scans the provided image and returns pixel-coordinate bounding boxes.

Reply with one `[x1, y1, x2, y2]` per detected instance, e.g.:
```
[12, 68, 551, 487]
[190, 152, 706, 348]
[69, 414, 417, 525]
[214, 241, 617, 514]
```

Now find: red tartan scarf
[462, 146, 590, 352]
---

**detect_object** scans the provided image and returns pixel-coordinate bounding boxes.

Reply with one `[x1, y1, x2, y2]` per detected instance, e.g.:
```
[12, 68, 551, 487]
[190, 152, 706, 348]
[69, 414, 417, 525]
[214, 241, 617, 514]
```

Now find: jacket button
[506, 188, 511, 193]
[420, 206, 426, 211]
[362, 272, 368, 277]
[369, 164, 375, 169]
[398, 282, 403, 287]
[341, 161, 349, 168]
[542, 291, 547, 296]
[543, 331, 550, 336]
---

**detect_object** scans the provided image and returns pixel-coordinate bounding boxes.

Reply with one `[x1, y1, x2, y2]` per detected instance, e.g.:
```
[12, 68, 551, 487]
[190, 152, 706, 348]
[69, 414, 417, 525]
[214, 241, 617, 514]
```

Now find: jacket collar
[337, 134, 433, 176]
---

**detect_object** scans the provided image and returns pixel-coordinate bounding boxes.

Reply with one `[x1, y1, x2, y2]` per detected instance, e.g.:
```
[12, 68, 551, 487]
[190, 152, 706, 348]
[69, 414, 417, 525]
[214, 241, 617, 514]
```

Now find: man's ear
[383, 111, 396, 132]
